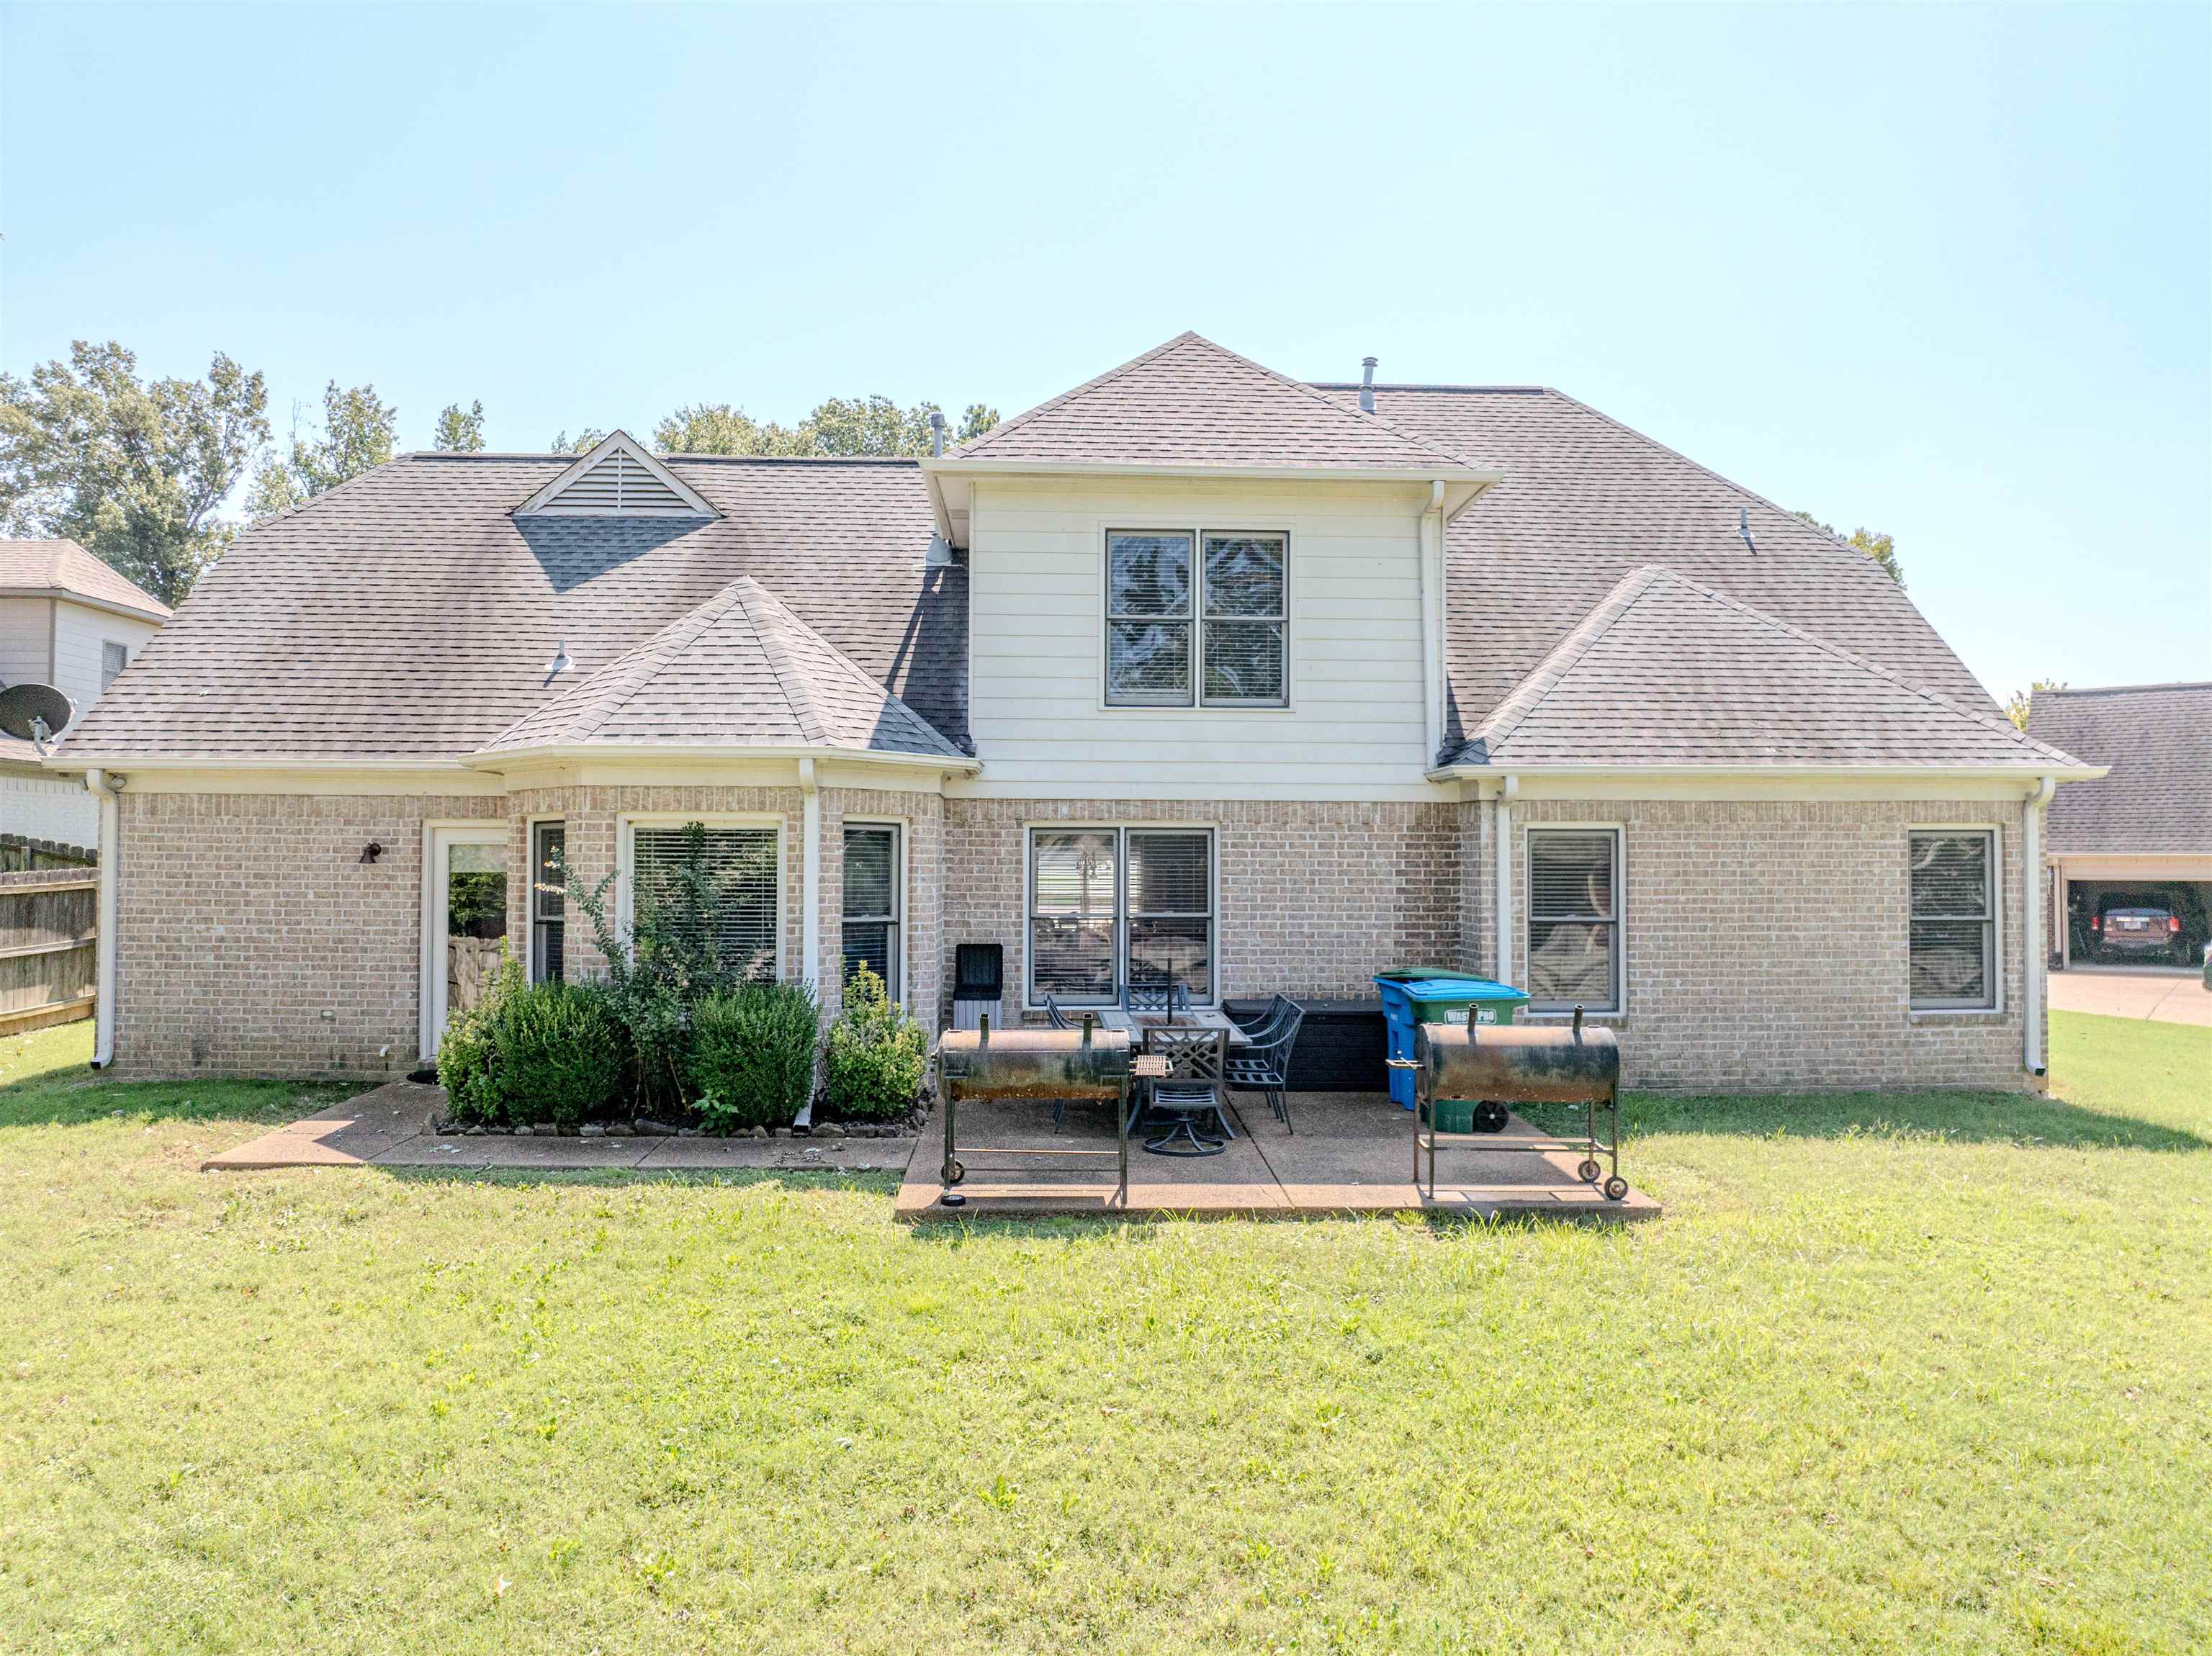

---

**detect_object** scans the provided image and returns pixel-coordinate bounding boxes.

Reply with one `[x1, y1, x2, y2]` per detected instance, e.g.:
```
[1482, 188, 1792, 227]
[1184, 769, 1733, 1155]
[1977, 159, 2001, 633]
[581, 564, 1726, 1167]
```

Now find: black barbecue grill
[936, 1014, 1134, 1207]
[1389, 1004, 1627, 1202]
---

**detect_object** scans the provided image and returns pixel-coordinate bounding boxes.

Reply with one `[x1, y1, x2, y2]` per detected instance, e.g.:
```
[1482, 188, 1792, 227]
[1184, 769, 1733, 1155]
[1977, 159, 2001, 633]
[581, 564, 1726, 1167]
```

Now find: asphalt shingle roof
[58, 455, 967, 762]
[0, 538, 171, 621]
[2026, 683, 2212, 855]
[483, 577, 965, 760]
[1455, 566, 2085, 770]
[954, 333, 1480, 472]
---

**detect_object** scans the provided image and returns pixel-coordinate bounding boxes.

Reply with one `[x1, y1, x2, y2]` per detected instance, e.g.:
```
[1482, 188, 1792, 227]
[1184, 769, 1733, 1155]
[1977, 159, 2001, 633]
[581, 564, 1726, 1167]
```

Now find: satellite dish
[0, 683, 75, 750]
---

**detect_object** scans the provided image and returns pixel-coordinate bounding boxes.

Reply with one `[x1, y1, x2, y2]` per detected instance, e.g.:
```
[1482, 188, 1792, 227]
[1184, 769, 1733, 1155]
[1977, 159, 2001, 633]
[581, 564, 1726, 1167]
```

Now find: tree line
[0, 340, 999, 603]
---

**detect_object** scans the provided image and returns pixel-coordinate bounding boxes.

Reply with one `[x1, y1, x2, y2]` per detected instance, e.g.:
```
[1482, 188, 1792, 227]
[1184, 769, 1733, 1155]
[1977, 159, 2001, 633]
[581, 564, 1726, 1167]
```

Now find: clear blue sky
[4, 2, 2206, 703]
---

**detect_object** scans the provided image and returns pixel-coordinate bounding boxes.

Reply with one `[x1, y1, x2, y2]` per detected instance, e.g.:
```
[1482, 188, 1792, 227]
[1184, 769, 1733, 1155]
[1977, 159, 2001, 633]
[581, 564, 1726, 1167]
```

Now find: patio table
[1092, 1007, 1253, 1049]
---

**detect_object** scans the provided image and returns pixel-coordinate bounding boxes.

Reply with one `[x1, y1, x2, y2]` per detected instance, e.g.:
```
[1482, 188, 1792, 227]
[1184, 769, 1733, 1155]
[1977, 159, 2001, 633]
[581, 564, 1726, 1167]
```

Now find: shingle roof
[0, 539, 171, 621]
[953, 333, 1481, 472]
[1452, 565, 2088, 771]
[2027, 683, 2212, 855]
[1344, 387, 2005, 752]
[57, 455, 967, 762]
[482, 577, 966, 761]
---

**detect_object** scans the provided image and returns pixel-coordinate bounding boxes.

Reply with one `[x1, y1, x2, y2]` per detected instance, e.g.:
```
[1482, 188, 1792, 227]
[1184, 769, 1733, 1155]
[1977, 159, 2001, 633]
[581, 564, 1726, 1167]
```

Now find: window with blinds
[1910, 829, 1995, 1009]
[841, 823, 901, 1001]
[1105, 529, 1288, 708]
[1526, 828, 1622, 1013]
[1027, 827, 1214, 1005]
[630, 824, 780, 981]
[531, 821, 566, 984]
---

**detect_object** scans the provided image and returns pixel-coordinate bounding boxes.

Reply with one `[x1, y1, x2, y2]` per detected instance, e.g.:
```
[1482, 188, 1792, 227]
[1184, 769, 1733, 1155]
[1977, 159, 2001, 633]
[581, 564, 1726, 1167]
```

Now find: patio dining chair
[1228, 992, 1298, 1043]
[1225, 998, 1304, 1135]
[1122, 979, 1194, 1016]
[1133, 1026, 1231, 1156]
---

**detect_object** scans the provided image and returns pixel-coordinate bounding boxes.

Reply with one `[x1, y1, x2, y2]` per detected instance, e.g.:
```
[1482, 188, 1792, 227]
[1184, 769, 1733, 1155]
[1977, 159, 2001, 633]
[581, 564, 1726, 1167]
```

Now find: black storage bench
[1222, 996, 1388, 1094]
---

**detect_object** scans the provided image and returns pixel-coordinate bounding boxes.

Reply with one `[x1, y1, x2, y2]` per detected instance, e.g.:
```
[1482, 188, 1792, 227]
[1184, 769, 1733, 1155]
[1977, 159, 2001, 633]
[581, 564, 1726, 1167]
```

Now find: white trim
[1494, 778, 1516, 985]
[1521, 821, 1626, 1017]
[839, 816, 907, 1004]
[799, 757, 821, 994]
[2024, 778, 2053, 1075]
[1020, 820, 1219, 1010]
[1907, 822, 2005, 1015]
[614, 811, 788, 978]
[1431, 762, 2109, 785]
[419, 821, 509, 1062]
[514, 431, 719, 518]
[0, 587, 171, 627]
[86, 768, 122, 1067]
[464, 743, 977, 775]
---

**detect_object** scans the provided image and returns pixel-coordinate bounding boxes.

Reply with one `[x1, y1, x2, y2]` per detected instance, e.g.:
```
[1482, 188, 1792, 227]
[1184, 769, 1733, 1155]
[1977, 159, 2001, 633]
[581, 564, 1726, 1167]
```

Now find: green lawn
[2, 1014, 2206, 1654]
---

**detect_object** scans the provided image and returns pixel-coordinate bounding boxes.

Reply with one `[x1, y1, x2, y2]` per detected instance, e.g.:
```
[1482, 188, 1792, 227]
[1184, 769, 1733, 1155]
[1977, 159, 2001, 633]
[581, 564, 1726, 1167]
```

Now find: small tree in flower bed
[822, 963, 927, 1122]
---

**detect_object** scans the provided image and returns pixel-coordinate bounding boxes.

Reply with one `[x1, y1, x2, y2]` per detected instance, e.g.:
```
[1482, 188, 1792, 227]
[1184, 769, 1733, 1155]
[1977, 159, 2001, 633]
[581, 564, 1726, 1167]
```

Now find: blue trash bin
[1372, 971, 1532, 1110]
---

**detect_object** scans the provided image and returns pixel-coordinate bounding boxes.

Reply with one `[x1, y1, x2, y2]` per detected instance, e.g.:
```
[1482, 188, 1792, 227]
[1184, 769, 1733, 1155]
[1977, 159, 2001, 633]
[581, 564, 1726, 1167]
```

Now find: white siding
[50, 600, 160, 729]
[0, 773, 97, 845]
[962, 477, 1439, 800]
[0, 598, 52, 688]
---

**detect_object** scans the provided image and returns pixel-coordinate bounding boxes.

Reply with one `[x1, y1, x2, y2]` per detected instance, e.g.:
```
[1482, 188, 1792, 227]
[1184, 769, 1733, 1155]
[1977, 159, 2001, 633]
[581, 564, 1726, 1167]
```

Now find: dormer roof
[515, 431, 719, 518]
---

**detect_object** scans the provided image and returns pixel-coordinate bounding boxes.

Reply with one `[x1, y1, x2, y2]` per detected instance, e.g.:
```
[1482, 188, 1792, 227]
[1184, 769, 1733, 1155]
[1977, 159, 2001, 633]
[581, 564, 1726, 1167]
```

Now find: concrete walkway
[2049, 965, 2212, 1027]
[893, 1092, 1660, 1223]
[199, 1081, 913, 1174]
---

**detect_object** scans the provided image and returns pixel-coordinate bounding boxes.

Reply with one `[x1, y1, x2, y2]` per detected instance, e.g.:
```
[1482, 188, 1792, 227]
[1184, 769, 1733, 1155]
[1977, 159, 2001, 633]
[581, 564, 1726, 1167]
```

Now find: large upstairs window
[1105, 530, 1286, 708]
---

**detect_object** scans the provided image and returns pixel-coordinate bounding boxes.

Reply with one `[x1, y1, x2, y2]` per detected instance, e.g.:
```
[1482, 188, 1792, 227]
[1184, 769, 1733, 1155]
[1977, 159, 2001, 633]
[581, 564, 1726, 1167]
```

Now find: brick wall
[940, 798, 1460, 1025]
[1504, 797, 2036, 1091]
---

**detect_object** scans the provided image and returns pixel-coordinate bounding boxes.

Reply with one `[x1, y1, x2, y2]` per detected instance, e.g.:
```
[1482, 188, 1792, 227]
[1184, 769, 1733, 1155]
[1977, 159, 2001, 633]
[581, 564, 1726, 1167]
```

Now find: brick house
[48, 333, 2098, 1089]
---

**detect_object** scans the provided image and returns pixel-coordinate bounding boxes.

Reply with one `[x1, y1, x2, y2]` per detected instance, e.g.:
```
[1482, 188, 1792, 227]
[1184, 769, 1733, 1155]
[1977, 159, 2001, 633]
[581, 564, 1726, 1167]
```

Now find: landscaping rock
[816, 1122, 847, 1138]
[679, 1128, 701, 1138]
[636, 1119, 676, 1137]
[750, 1125, 770, 1141]
[580, 1122, 606, 1138]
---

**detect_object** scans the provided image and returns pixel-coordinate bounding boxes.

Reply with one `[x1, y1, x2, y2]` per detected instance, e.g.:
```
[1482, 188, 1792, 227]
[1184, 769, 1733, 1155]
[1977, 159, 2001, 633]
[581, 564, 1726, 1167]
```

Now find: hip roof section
[0, 538, 173, 622]
[2028, 682, 2212, 855]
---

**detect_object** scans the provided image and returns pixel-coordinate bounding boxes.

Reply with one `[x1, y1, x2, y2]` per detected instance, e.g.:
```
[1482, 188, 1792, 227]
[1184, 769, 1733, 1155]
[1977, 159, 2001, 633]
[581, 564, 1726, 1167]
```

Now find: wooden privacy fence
[0, 869, 97, 1036]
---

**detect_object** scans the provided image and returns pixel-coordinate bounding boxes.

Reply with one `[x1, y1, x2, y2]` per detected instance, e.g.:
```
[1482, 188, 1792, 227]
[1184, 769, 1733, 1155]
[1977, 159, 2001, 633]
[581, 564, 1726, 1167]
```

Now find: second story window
[1105, 529, 1288, 708]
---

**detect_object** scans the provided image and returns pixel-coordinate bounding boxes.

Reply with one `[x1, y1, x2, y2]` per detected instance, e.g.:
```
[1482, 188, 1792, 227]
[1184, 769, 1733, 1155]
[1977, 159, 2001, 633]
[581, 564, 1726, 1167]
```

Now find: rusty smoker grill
[1389, 1006, 1627, 1203]
[937, 1016, 1134, 1208]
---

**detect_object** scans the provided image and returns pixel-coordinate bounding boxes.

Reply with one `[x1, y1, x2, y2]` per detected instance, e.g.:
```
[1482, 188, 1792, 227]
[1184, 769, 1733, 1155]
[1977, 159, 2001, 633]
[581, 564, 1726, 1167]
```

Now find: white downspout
[1495, 773, 1518, 985]
[1418, 481, 1444, 768]
[2023, 775, 2054, 1078]
[85, 768, 122, 1068]
[799, 757, 822, 996]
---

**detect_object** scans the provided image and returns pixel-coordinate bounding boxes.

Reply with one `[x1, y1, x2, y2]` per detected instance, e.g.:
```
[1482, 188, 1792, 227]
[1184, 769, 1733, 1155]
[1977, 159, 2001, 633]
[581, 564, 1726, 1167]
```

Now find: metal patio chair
[1226, 998, 1304, 1134]
[1122, 979, 1194, 1016]
[1134, 1026, 1231, 1156]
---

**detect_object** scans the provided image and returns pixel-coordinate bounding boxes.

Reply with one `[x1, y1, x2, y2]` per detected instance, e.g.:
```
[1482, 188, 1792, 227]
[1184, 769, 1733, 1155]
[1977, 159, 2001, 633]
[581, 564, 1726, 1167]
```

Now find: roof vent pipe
[928, 410, 946, 457]
[1359, 356, 1377, 414]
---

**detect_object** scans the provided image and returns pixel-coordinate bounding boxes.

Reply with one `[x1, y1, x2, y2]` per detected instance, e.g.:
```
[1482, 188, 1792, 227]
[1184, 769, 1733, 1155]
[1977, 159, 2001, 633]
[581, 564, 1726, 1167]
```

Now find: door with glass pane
[424, 824, 508, 1056]
[1026, 827, 1214, 1007]
[841, 823, 901, 1002]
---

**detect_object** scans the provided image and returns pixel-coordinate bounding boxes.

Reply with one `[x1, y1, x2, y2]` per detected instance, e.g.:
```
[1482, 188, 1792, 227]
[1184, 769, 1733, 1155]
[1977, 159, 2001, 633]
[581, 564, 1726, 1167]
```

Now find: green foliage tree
[549, 428, 607, 455]
[248, 381, 398, 518]
[645, 397, 1002, 459]
[1793, 511, 1903, 585]
[0, 340, 269, 604]
[2006, 679, 2067, 731]
[653, 403, 802, 456]
[433, 400, 486, 452]
[822, 962, 927, 1121]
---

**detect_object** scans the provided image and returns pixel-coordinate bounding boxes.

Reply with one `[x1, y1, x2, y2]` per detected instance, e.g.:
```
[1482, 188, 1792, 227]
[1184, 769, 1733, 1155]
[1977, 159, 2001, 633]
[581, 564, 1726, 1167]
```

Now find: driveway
[2048, 964, 2212, 1027]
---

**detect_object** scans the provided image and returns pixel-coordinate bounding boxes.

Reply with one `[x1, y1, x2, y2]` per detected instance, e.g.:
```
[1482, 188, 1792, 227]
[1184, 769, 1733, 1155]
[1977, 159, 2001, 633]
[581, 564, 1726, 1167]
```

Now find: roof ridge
[2039, 681, 2212, 697]
[950, 333, 1200, 459]
[732, 579, 833, 747]
[1629, 566, 2086, 768]
[734, 578, 963, 757]
[1178, 335, 1482, 469]
[521, 586, 746, 744]
[1470, 567, 1662, 760]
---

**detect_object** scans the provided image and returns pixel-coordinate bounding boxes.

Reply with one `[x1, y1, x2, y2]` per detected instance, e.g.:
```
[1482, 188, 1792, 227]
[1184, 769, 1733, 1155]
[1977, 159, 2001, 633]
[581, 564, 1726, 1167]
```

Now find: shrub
[822, 963, 927, 1121]
[436, 946, 523, 1125]
[490, 982, 626, 1128]
[691, 980, 819, 1132]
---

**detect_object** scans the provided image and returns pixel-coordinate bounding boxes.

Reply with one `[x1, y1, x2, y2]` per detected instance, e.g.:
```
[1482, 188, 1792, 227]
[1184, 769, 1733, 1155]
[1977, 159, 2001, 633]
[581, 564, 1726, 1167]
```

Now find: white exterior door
[421, 824, 508, 1060]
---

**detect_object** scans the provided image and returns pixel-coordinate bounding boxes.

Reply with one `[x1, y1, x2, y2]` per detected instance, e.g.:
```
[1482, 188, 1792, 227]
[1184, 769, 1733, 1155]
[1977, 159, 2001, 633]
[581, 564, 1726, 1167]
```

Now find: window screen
[531, 822, 566, 984]
[631, 825, 779, 981]
[1105, 531, 1193, 704]
[1526, 829, 1621, 1013]
[842, 824, 900, 1001]
[1910, 830, 1995, 1009]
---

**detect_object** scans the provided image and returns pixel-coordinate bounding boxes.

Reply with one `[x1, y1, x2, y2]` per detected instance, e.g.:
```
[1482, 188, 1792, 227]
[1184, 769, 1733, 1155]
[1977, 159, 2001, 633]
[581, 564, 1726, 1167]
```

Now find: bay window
[530, 821, 566, 983]
[1028, 826, 1215, 1006]
[628, 822, 781, 981]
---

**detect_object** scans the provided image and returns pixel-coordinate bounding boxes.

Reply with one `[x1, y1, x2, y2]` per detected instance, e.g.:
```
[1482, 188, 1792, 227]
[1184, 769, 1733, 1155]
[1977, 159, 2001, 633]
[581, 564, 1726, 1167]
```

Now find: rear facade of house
[50, 333, 2092, 1091]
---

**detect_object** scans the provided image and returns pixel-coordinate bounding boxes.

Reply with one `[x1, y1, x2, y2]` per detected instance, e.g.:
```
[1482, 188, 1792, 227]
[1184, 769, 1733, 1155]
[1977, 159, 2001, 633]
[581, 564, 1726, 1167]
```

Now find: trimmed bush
[490, 981, 626, 1128]
[822, 963, 927, 1121]
[691, 980, 819, 1133]
[436, 947, 523, 1125]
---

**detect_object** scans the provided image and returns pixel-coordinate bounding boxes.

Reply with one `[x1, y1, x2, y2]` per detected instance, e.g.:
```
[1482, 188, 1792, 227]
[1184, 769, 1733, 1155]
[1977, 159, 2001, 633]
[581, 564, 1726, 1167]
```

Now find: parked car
[2089, 900, 2190, 965]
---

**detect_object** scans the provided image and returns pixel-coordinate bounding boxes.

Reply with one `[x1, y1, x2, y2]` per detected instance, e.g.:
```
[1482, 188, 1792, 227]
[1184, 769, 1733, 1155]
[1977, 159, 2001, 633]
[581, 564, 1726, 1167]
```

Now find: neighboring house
[1, 539, 171, 859]
[2026, 683, 2211, 966]
[50, 332, 2097, 1089]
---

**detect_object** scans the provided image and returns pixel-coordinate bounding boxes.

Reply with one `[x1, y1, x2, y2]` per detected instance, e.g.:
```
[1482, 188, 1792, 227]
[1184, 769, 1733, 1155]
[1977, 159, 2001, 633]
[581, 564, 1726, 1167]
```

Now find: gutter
[1495, 773, 1517, 984]
[799, 757, 821, 995]
[84, 768, 122, 1069]
[1417, 481, 1445, 769]
[2024, 775, 2056, 1079]
[1426, 762, 2111, 785]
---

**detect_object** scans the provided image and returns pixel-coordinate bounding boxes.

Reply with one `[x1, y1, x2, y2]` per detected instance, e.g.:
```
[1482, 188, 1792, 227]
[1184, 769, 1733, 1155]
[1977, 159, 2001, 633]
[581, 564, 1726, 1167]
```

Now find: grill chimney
[1359, 356, 1377, 414]
[928, 409, 947, 458]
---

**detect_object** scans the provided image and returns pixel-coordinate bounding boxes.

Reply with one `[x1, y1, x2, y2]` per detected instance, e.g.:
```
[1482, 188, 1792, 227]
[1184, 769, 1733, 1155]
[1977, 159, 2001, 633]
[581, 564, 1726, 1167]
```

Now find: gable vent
[516, 431, 719, 519]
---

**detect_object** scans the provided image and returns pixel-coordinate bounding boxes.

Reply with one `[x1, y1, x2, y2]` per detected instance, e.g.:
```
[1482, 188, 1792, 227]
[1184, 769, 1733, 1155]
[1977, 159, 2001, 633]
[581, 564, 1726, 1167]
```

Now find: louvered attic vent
[516, 431, 718, 518]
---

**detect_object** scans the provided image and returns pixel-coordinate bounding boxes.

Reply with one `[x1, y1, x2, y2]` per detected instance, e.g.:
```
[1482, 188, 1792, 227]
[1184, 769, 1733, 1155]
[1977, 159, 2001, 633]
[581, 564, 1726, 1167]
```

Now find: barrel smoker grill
[1391, 1007, 1627, 1202]
[937, 1017, 1133, 1208]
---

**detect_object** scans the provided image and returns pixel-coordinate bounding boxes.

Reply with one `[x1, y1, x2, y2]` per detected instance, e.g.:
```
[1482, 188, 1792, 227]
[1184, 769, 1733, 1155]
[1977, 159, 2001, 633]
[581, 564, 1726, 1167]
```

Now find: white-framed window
[841, 821, 902, 1002]
[621, 816, 783, 980]
[530, 820, 566, 984]
[1910, 828, 1997, 1010]
[1104, 528, 1287, 708]
[1026, 825, 1215, 1007]
[1525, 827, 1623, 1014]
[100, 641, 128, 690]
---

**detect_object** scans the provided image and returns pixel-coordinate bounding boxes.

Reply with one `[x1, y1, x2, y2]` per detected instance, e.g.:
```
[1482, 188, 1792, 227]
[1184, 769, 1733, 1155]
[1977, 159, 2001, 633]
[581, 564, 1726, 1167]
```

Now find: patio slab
[201, 1081, 441, 1170]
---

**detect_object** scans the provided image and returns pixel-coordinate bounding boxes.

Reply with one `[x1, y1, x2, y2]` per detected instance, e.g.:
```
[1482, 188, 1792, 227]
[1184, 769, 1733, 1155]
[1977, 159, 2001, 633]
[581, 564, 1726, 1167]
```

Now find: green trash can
[1373, 968, 1532, 1125]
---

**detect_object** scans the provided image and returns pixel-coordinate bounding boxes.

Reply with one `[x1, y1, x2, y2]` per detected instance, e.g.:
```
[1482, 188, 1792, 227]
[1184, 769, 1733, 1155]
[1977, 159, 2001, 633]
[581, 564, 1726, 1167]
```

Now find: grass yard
[1, 1014, 2206, 1654]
